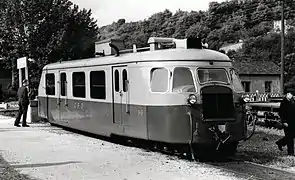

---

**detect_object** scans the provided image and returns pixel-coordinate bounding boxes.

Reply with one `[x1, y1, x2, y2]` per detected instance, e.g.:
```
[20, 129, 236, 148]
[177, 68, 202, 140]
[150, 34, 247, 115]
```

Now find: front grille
[201, 86, 235, 121]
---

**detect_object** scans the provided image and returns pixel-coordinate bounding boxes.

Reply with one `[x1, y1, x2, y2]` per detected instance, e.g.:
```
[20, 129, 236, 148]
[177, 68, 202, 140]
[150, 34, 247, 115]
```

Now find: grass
[237, 125, 295, 170]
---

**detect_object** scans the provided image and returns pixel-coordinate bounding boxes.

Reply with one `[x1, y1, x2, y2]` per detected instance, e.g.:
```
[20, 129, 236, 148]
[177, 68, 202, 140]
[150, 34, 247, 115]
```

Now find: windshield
[172, 67, 196, 92]
[230, 69, 245, 93]
[197, 68, 229, 84]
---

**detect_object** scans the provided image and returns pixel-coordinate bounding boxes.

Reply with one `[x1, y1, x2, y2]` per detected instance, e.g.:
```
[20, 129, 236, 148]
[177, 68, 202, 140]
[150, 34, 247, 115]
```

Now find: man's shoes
[22, 124, 30, 127]
[276, 141, 283, 151]
[14, 124, 21, 127]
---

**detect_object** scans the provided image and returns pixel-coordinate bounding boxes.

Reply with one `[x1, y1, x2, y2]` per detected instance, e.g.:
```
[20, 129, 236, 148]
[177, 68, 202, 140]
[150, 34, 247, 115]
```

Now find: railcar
[37, 37, 249, 156]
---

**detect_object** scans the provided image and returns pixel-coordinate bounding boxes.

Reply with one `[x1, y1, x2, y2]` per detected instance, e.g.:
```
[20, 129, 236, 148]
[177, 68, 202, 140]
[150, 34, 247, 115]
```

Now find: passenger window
[150, 68, 168, 92]
[45, 73, 55, 95]
[60, 73, 67, 96]
[172, 67, 196, 92]
[122, 69, 128, 92]
[90, 71, 106, 99]
[72, 72, 85, 98]
[115, 70, 119, 92]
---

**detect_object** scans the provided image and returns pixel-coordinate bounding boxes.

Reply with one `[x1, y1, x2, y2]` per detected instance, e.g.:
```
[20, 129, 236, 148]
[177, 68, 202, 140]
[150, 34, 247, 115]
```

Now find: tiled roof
[232, 60, 281, 75]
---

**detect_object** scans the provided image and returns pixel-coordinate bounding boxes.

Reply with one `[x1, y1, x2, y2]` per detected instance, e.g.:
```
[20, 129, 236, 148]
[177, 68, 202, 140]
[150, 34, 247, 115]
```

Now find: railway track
[208, 158, 295, 180]
[47, 123, 295, 180]
[127, 138, 295, 180]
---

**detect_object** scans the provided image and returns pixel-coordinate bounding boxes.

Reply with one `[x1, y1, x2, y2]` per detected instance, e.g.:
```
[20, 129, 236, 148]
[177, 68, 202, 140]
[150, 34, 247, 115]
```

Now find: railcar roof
[43, 48, 231, 70]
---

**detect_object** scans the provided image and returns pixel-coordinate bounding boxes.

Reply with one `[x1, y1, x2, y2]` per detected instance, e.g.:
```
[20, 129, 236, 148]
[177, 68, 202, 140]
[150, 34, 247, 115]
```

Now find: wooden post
[280, 0, 285, 95]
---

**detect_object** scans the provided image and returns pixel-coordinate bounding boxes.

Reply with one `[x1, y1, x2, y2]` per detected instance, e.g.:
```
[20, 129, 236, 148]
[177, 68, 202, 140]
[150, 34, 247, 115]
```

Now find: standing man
[14, 79, 30, 127]
[276, 88, 295, 155]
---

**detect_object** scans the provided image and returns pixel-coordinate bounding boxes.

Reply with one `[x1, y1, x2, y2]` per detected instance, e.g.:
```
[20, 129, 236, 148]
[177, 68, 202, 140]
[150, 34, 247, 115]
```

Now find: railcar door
[45, 72, 56, 122]
[58, 71, 68, 123]
[112, 66, 129, 127]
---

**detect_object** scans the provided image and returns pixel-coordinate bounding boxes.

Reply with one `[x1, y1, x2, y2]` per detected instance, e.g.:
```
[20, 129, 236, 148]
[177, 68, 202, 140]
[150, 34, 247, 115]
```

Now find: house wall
[239, 75, 281, 94]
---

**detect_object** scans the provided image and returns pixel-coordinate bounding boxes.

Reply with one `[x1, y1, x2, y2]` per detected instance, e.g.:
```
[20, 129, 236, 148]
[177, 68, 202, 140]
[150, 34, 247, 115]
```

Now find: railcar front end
[146, 63, 247, 154]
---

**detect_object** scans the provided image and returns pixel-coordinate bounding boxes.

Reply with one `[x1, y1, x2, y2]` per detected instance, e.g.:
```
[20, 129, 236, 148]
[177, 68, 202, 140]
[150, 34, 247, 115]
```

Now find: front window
[172, 67, 196, 92]
[197, 68, 229, 84]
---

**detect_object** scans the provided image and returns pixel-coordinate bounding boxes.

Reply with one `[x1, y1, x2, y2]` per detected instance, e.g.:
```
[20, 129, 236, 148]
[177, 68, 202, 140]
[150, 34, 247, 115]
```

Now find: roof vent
[95, 39, 125, 56]
[148, 37, 175, 51]
[147, 37, 204, 51]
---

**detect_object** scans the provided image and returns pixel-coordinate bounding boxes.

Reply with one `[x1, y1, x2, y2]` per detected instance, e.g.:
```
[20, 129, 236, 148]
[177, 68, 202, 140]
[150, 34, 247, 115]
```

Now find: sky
[70, 0, 226, 27]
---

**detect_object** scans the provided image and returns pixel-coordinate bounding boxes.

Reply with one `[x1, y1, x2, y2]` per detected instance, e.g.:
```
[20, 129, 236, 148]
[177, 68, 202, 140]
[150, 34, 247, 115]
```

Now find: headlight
[188, 94, 197, 105]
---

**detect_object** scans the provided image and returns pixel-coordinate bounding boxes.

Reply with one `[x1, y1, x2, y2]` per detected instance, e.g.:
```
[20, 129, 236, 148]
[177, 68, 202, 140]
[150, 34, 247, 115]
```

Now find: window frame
[149, 67, 170, 93]
[265, 81, 272, 93]
[241, 81, 251, 93]
[72, 71, 86, 98]
[114, 69, 120, 92]
[171, 67, 197, 93]
[196, 67, 230, 85]
[122, 69, 128, 92]
[90, 70, 106, 100]
[60, 72, 67, 97]
[229, 68, 245, 93]
[45, 73, 56, 96]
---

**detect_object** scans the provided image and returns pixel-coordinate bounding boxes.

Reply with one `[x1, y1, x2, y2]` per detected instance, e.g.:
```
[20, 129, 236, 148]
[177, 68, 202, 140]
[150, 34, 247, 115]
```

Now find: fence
[241, 93, 281, 102]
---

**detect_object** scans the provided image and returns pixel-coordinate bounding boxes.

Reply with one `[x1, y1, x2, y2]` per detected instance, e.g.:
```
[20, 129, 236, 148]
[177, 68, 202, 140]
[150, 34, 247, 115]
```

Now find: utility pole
[280, 0, 285, 96]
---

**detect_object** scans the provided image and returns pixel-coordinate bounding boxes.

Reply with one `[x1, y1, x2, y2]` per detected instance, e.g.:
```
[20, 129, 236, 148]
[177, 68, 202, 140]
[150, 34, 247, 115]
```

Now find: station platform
[0, 115, 239, 180]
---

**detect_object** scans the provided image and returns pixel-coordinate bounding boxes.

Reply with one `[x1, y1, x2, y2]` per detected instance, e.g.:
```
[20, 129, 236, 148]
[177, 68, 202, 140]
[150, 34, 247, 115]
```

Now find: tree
[0, 0, 99, 89]
[185, 22, 210, 39]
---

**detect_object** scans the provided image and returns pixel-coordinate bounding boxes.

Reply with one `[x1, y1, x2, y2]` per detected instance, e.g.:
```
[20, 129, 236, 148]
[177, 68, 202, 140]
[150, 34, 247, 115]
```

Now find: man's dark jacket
[279, 97, 295, 128]
[17, 86, 29, 106]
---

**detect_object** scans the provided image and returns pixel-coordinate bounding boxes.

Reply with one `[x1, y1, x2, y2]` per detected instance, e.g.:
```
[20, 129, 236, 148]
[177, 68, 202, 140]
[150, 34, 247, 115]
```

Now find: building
[232, 60, 281, 94]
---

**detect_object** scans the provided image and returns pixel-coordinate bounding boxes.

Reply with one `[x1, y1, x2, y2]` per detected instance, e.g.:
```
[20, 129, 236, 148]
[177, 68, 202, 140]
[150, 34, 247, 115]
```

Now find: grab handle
[125, 80, 130, 114]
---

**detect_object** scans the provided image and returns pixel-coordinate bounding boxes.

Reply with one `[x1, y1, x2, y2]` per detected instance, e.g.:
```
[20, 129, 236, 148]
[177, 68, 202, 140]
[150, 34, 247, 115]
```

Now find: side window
[241, 81, 251, 93]
[46, 73, 55, 95]
[150, 68, 168, 92]
[90, 71, 106, 99]
[72, 72, 85, 98]
[172, 67, 195, 92]
[60, 73, 67, 96]
[230, 69, 244, 93]
[265, 81, 272, 93]
[115, 70, 119, 92]
[122, 69, 128, 92]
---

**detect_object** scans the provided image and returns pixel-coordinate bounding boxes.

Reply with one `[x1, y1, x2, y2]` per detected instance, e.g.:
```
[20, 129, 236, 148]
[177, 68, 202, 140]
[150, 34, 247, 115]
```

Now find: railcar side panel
[147, 105, 191, 143]
[117, 66, 148, 139]
[38, 95, 47, 119]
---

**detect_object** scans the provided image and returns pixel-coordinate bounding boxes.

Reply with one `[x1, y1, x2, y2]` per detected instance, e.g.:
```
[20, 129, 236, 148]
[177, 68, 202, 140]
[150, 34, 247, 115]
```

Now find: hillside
[97, 0, 295, 83]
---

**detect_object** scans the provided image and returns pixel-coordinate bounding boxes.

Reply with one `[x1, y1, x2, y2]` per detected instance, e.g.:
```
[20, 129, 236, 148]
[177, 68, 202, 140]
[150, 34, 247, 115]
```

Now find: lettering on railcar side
[137, 109, 144, 116]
